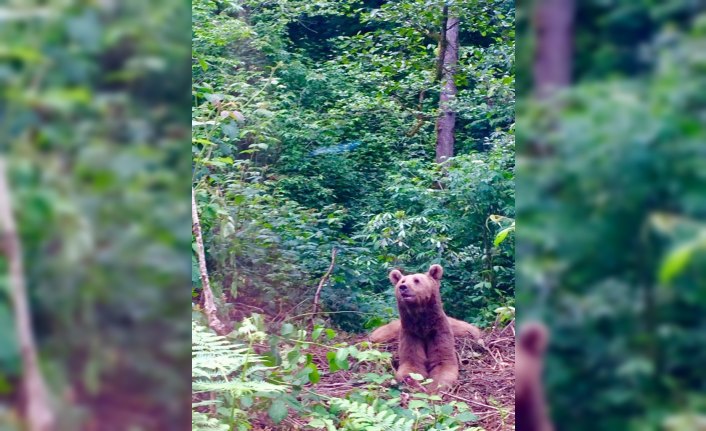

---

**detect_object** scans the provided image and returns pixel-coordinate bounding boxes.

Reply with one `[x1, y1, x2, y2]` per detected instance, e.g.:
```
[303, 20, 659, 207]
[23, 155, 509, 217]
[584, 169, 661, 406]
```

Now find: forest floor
[307, 327, 515, 431]
[240, 306, 516, 431]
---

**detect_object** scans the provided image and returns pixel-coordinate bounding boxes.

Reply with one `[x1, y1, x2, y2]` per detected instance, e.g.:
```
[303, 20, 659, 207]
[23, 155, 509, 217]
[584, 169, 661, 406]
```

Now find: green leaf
[325, 328, 336, 340]
[286, 349, 301, 365]
[494, 226, 513, 246]
[307, 363, 320, 384]
[308, 418, 326, 428]
[197, 57, 209, 71]
[409, 399, 429, 410]
[312, 326, 324, 341]
[240, 395, 253, 408]
[335, 348, 350, 370]
[659, 241, 699, 284]
[440, 404, 454, 415]
[268, 399, 288, 424]
[327, 351, 340, 372]
[281, 323, 294, 336]
[455, 411, 478, 422]
[453, 401, 469, 412]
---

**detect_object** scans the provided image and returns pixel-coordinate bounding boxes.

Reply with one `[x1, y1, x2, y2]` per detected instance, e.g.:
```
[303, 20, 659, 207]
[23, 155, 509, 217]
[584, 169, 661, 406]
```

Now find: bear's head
[389, 264, 444, 306]
[516, 321, 553, 431]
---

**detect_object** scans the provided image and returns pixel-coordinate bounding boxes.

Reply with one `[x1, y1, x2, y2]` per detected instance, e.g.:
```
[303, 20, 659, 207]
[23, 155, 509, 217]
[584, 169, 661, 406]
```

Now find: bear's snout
[397, 283, 416, 301]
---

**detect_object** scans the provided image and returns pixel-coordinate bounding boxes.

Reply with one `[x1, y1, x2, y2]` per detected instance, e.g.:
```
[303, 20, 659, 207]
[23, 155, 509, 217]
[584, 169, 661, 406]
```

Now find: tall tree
[532, 0, 575, 98]
[436, 5, 460, 164]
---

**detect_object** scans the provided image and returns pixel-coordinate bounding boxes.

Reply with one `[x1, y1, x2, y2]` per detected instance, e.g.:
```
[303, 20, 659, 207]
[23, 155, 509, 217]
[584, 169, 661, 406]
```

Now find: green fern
[331, 398, 414, 431]
[192, 411, 230, 431]
[192, 321, 285, 394]
[192, 321, 288, 430]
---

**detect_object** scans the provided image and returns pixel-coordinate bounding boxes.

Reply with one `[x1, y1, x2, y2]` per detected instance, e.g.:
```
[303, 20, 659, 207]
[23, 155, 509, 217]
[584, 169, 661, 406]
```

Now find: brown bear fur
[370, 316, 481, 343]
[516, 322, 553, 431]
[387, 264, 458, 391]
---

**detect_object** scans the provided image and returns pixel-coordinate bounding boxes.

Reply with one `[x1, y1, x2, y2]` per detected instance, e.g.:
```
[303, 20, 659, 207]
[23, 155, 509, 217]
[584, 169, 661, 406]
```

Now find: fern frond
[192, 411, 230, 431]
[331, 398, 414, 431]
[192, 321, 289, 431]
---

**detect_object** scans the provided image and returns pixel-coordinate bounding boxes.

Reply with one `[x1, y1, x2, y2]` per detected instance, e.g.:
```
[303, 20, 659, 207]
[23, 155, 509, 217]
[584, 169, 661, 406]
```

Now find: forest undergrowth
[192, 0, 516, 429]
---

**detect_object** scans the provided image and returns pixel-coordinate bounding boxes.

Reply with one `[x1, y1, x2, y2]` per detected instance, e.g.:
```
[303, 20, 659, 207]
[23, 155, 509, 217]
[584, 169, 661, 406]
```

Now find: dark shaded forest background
[1, 0, 192, 429]
[518, 0, 706, 430]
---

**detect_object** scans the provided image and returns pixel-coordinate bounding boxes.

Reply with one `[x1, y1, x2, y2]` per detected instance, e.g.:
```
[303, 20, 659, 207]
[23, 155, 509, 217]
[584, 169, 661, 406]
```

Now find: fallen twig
[441, 391, 514, 415]
[499, 318, 515, 335]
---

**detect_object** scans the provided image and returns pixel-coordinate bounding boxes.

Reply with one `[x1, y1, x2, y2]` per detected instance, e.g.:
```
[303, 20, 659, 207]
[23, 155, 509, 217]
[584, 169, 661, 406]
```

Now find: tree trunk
[312, 248, 337, 323]
[0, 158, 55, 431]
[435, 6, 459, 164]
[533, 0, 575, 98]
[192, 189, 228, 335]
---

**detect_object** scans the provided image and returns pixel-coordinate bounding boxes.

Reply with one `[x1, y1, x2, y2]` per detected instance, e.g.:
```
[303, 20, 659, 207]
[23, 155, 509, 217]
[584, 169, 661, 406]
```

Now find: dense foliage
[0, 0, 191, 428]
[192, 0, 515, 428]
[517, 5, 706, 430]
[192, 0, 515, 331]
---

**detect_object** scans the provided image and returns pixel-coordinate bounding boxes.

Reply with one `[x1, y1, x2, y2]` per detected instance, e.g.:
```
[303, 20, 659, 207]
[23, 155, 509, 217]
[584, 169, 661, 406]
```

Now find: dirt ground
[250, 320, 516, 431]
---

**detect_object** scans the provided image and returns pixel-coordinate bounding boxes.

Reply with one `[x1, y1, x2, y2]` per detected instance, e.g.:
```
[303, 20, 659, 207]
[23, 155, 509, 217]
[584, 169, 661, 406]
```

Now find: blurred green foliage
[192, 0, 515, 332]
[518, 4, 706, 430]
[1, 0, 191, 428]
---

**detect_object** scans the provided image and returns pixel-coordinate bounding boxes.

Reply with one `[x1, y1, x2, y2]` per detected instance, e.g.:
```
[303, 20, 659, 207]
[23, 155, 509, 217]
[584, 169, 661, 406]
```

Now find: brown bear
[370, 316, 481, 343]
[516, 322, 553, 431]
[384, 264, 460, 392]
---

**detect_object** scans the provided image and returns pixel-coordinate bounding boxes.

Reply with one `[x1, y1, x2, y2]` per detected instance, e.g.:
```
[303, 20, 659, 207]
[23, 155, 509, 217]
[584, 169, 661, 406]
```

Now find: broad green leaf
[334, 348, 350, 370]
[307, 363, 320, 384]
[268, 399, 288, 424]
[281, 323, 294, 336]
[494, 226, 513, 246]
[658, 241, 699, 284]
[455, 411, 478, 422]
[326, 351, 340, 372]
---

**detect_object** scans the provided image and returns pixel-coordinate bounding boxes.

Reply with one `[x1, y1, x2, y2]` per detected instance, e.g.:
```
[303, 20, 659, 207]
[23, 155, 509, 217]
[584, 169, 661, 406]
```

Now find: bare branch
[312, 248, 338, 322]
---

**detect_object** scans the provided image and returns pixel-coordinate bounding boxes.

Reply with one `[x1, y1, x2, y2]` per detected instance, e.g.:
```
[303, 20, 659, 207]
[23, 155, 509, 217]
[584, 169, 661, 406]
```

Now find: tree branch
[0, 158, 55, 431]
[192, 188, 228, 335]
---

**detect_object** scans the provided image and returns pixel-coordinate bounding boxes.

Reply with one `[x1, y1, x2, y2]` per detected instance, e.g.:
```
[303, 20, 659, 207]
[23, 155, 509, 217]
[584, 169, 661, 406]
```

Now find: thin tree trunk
[0, 158, 55, 431]
[312, 248, 337, 323]
[436, 6, 459, 164]
[533, 0, 575, 99]
[192, 189, 228, 335]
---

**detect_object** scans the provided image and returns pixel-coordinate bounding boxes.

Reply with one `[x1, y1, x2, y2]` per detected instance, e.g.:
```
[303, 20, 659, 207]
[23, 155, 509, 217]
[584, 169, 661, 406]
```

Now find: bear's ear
[519, 322, 548, 358]
[389, 269, 403, 285]
[428, 264, 443, 281]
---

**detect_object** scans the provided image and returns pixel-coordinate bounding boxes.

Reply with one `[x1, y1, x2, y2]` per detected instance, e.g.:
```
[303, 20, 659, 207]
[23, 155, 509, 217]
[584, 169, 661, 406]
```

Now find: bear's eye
[413, 278, 419, 283]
